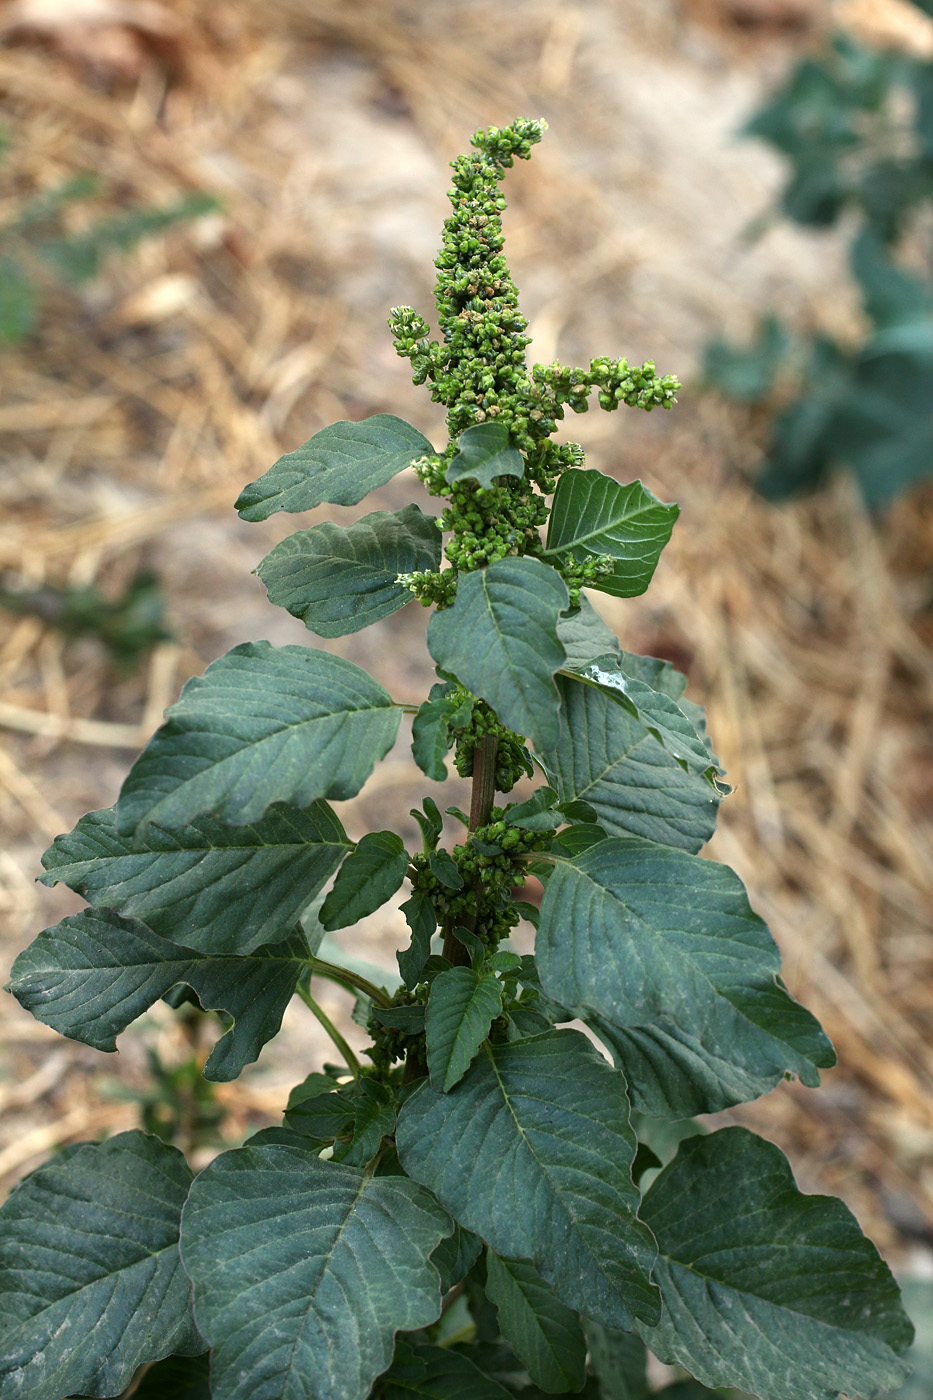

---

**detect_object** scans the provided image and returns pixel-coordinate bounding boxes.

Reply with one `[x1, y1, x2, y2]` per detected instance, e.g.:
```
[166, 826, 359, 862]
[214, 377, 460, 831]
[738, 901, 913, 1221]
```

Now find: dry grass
[0, 0, 930, 1264]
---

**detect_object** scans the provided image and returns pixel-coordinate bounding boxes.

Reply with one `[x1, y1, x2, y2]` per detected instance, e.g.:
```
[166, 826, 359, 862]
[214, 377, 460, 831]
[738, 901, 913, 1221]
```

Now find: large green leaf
[427, 557, 568, 752]
[555, 598, 620, 668]
[584, 1324, 648, 1400]
[445, 422, 525, 488]
[9, 908, 308, 1081]
[116, 642, 400, 836]
[256, 505, 441, 637]
[0, 1132, 202, 1400]
[425, 966, 503, 1091]
[541, 675, 718, 852]
[179, 1145, 451, 1400]
[39, 801, 349, 956]
[382, 1341, 513, 1399]
[235, 415, 434, 520]
[485, 1253, 587, 1394]
[637, 1128, 914, 1400]
[560, 654, 722, 788]
[319, 830, 410, 931]
[396, 1029, 660, 1330]
[536, 838, 835, 1117]
[545, 469, 679, 597]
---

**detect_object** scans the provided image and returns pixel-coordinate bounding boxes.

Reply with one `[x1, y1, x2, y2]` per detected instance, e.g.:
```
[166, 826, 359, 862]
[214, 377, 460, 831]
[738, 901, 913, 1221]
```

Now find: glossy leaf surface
[10, 908, 308, 1081]
[637, 1128, 914, 1400]
[39, 801, 349, 956]
[257, 505, 440, 637]
[116, 642, 400, 836]
[397, 1029, 660, 1330]
[180, 1146, 451, 1400]
[236, 415, 434, 520]
[428, 557, 568, 752]
[537, 837, 835, 1117]
[545, 469, 678, 597]
[0, 1132, 201, 1400]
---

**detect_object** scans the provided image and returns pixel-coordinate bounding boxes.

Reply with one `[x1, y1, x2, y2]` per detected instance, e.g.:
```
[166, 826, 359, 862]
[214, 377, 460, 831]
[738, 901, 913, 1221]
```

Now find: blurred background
[0, 0, 931, 1360]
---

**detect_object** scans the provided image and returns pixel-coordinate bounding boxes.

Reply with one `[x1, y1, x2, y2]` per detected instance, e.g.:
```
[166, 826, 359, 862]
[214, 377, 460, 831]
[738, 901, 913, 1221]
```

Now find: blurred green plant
[0, 131, 217, 346]
[0, 569, 172, 670]
[704, 11, 933, 506]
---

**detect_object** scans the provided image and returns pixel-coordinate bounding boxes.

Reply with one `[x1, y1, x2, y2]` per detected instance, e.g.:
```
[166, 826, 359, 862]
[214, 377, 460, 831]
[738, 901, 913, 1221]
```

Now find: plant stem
[296, 981, 361, 1077]
[306, 956, 393, 1009]
[442, 733, 498, 967]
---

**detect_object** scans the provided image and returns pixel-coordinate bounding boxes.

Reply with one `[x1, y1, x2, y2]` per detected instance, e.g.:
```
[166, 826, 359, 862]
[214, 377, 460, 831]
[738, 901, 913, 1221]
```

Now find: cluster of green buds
[453, 700, 533, 792]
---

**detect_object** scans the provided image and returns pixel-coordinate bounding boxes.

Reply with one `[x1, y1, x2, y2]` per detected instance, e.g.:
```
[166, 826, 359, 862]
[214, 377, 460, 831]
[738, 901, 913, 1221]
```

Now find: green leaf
[382, 1341, 513, 1399]
[545, 469, 679, 597]
[541, 676, 719, 852]
[412, 689, 471, 783]
[0, 256, 37, 345]
[396, 1029, 660, 1330]
[637, 1128, 914, 1400]
[235, 414, 435, 520]
[537, 838, 835, 1117]
[430, 1226, 482, 1294]
[319, 831, 409, 931]
[506, 786, 562, 831]
[256, 505, 441, 637]
[555, 598, 620, 668]
[39, 801, 350, 956]
[485, 1253, 587, 1394]
[425, 966, 503, 1091]
[0, 1132, 202, 1400]
[332, 1082, 397, 1167]
[399, 891, 438, 988]
[129, 1351, 212, 1400]
[115, 642, 400, 836]
[428, 558, 568, 752]
[584, 1323, 648, 1400]
[9, 908, 309, 1082]
[560, 654, 722, 788]
[445, 422, 525, 488]
[428, 848, 463, 890]
[179, 1145, 451, 1400]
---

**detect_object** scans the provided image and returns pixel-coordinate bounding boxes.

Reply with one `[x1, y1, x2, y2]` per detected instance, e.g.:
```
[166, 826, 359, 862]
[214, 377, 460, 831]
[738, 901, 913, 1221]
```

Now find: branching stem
[306, 956, 393, 1009]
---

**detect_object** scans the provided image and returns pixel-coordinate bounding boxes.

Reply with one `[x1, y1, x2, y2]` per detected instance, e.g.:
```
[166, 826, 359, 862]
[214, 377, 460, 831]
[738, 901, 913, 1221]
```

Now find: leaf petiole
[296, 979, 361, 1077]
[306, 955, 393, 1010]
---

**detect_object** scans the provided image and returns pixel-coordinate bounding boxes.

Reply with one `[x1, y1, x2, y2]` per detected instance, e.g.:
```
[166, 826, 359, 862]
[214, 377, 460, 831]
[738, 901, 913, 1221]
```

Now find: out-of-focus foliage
[705, 15, 933, 506]
[0, 131, 217, 346]
[0, 570, 172, 669]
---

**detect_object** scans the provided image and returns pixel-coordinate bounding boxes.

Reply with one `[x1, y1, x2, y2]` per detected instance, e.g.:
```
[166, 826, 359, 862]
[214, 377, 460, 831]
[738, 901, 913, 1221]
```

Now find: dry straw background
[0, 0, 931, 1276]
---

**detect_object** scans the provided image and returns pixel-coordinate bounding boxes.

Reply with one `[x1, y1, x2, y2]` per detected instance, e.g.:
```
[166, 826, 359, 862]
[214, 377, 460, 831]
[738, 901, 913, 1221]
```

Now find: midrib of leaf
[479, 570, 543, 712]
[546, 495, 659, 552]
[552, 854, 788, 1043]
[482, 1045, 634, 1295]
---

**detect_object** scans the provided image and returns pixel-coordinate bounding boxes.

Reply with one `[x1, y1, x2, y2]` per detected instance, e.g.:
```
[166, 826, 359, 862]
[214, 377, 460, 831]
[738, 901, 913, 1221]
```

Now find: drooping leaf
[584, 1323, 648, 1400]
[637, 1128, 914, 1400]
[235, 415, 435, 520]
[9, 908, 309, 1082]
[485, 1253, 587, 1394]
[382, 1340, 513, 1399]
[256, 505, 441, 637]
[39, 801, 350, 957]
[545, 469, 679, 597]
[428, 557, 568, 752]
[319, 831, 409, 931]
[540, 676, 719, 852]
[396, 1029, 660, 1330]
[425, 966, 503, 1091]
[0, 1132, 202, 1400]
[179, 1146, 451, 1400]
[398, 891, 438, 988]
[116, 642, 400, 836]
[411, 688, 471, 783]
[560, 654, 722, 789]
[536, 837, 835, 1117]
[445, 422, 525, 488]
